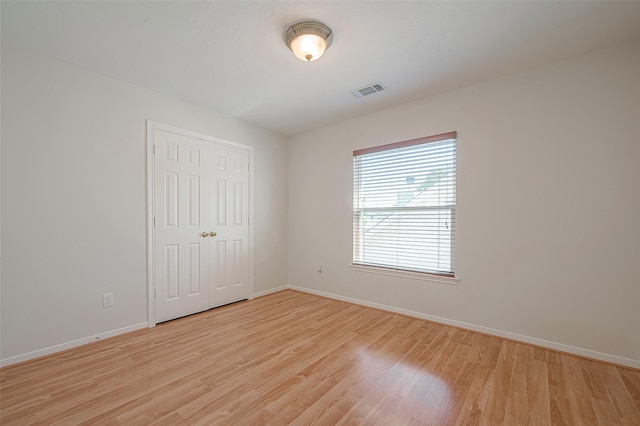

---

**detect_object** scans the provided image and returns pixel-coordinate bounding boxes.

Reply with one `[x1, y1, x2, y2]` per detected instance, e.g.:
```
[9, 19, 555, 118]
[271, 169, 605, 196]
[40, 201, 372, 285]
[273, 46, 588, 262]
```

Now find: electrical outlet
[102, 293, 114, 308]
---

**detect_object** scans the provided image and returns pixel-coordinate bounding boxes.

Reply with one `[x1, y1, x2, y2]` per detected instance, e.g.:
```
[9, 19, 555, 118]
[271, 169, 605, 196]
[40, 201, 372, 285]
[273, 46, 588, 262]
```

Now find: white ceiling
[3, 1, 640, 136]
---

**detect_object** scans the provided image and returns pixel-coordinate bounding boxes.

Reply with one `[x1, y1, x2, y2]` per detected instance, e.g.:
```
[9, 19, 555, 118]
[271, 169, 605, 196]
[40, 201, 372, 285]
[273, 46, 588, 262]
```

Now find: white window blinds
[353, 132, 457, 276]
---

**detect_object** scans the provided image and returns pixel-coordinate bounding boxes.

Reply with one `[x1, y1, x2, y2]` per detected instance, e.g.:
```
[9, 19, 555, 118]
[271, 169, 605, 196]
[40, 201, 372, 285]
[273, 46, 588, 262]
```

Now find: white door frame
[146, 120, 254, 327]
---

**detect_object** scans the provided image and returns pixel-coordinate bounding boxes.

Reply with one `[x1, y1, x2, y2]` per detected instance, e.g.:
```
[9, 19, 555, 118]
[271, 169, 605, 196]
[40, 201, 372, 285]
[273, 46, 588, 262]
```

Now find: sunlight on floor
[355, 349, 452, 421]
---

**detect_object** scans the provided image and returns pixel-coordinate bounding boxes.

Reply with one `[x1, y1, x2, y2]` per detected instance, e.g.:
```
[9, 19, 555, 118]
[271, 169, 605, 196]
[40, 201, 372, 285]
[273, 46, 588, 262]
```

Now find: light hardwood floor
[1, 290, 639, 425]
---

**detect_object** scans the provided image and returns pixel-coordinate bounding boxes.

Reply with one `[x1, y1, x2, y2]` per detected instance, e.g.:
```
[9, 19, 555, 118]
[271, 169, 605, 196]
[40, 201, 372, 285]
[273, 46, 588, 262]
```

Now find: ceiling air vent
[351, 82, 387, 99]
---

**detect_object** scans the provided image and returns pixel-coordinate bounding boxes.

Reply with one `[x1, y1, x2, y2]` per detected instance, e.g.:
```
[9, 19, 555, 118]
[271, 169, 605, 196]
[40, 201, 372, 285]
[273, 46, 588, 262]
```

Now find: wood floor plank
[563, 354, 600, 424]
[1, 290, 639, 425]
[620, 368, 640, 413]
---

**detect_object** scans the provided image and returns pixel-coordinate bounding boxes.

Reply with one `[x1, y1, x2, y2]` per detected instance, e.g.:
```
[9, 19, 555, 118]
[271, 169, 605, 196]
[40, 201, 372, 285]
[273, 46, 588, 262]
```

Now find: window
[353, 132, 457, 277]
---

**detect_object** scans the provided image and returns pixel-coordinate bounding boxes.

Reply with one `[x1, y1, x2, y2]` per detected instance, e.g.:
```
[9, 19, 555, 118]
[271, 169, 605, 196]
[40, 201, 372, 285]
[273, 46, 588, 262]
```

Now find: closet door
[209, 144, 250, 308]
[154, 130, 211, 323]
[153, 126, 252, 323]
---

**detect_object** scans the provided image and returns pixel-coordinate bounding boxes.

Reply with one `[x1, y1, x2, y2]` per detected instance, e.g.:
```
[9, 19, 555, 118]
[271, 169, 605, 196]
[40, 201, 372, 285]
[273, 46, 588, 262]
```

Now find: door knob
[201, 232, 210, 237]
[210, 232, 217, 237]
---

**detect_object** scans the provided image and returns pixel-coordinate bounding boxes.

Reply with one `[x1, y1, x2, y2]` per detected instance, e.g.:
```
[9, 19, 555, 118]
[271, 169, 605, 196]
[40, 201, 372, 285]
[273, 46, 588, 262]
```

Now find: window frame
[352, 131, 458, 282]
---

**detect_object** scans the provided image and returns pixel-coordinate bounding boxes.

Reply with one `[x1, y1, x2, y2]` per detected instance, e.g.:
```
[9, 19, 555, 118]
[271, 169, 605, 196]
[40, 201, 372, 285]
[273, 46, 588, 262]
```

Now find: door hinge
[153, 217, 156, 227]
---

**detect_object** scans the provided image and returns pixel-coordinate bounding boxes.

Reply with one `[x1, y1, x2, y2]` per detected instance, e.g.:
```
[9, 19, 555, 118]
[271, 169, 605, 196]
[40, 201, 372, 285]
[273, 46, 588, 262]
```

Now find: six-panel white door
[209, 143, 250, 308]
[154, 129, 250, 323]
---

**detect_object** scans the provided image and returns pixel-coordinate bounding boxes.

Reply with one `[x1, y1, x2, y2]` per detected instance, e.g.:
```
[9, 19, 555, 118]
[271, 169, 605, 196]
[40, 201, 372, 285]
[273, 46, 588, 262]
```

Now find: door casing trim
[146, 120, 254, 327]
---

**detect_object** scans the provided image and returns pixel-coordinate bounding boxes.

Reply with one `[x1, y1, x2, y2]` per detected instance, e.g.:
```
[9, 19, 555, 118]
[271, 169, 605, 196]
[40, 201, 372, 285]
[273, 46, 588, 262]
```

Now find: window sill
[350, 264, 459, 285]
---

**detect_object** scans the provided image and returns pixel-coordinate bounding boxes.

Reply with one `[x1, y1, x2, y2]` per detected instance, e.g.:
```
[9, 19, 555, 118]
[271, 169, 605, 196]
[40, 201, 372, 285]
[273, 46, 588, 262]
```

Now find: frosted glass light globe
[290, 34, 327, 62]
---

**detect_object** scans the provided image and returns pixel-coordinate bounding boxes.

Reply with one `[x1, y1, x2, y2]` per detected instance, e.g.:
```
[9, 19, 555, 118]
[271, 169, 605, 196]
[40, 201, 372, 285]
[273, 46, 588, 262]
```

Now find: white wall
[0, 47, 288, 362]
[3, 39, 639, 368]
[288, 40, 640, 366]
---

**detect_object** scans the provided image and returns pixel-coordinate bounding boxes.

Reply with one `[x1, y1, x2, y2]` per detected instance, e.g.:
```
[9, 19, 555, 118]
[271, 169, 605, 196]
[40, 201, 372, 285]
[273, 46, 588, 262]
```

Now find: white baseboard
[289, 285, 640, 370]
[0, 322, 149, 368]
[3, 288, 638, 370]
[1, 286, 290, 367]
[253, 285, 289, 298]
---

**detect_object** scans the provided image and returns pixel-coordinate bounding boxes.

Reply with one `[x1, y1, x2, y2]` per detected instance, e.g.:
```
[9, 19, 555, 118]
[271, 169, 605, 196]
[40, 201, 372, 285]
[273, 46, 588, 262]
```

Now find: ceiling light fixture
[285, 21, 333, 62]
